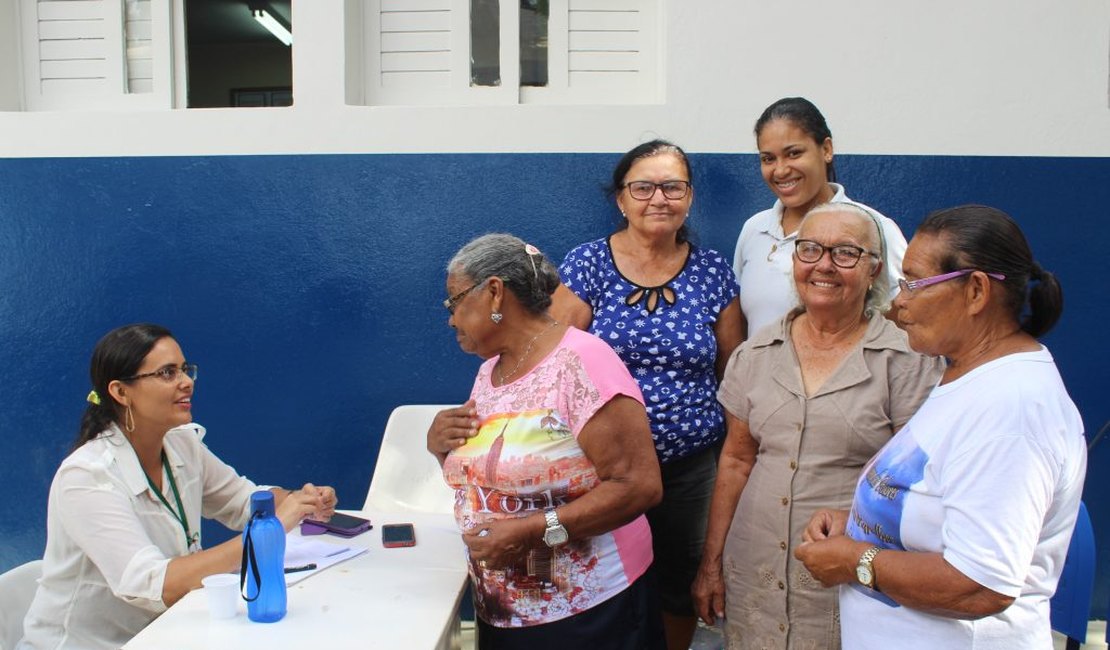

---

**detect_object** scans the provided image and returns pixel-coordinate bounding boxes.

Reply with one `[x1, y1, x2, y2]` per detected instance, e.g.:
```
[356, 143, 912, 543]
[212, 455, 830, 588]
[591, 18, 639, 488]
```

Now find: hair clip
[86, 390, 101, 406]
[524, 244, 541, 278]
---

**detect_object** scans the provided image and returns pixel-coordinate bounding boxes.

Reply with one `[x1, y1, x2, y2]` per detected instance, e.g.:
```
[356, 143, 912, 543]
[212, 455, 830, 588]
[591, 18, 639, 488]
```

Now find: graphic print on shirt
[443, 408, 617, 626]
[845, 429, 929, 606]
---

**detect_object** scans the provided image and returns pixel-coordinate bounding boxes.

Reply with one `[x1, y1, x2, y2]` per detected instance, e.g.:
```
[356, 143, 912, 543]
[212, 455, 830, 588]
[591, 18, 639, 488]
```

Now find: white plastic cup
[201, 573, 241, 619]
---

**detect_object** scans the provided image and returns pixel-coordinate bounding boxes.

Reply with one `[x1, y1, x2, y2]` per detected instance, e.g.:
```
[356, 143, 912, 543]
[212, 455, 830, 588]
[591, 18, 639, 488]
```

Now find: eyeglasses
[122, 363, 198, 383]
[443, 279, 487, 314]
[624, 180, 691, 201]
[794, 239, 878, 269]
[897, 269, 1007, 295]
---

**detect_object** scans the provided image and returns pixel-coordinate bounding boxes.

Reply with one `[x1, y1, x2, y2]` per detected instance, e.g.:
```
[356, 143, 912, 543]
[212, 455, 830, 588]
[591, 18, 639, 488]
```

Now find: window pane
[520, 0, 548, 86]
[184, 0, 293, 108]
[471, 0, 500, 86]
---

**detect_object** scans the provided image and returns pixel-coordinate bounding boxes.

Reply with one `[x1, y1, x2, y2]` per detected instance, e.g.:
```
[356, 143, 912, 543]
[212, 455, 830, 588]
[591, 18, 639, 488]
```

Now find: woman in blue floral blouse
[552, 140, 745, 650]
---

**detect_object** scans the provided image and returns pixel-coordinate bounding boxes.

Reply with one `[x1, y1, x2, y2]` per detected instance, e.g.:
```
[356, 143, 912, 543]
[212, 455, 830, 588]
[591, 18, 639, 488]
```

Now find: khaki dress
[716, 309, 943, 650]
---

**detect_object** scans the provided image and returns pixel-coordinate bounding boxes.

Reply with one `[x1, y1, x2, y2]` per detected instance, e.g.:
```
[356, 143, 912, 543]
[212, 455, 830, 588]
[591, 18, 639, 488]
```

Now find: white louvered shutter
[523, 0, 658, 104]
[361, 0, 660, 106]
[21, 0, 172, 110]
[366, 0, 516, 105]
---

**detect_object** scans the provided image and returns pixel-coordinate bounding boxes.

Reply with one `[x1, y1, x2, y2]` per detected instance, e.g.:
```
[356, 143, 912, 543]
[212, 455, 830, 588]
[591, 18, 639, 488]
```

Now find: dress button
[778, 581, 785, 590]
[789, 460, 797, 470]
[781, 497, 789, 506]
[779, 623, 786, 632]
[780, 541, 787, 550]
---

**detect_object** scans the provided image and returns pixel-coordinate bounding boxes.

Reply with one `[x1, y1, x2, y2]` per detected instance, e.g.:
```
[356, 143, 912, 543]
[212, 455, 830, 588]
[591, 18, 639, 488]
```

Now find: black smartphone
[381, 523, 417, 548]
[301, 512, 373, 537]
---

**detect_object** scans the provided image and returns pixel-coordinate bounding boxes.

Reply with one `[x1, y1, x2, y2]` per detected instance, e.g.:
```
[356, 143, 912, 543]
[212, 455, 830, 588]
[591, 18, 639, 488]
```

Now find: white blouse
[19, 423, 258, 650]
[732, 183, 908, 336]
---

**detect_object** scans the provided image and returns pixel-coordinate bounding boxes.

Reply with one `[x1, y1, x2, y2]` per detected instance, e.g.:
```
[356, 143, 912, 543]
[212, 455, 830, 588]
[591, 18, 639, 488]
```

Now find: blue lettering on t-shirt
[845, 431, 929, 607]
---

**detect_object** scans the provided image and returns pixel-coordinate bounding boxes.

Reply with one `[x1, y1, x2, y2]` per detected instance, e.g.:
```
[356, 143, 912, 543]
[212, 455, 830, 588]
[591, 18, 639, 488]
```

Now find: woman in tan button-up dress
[692, 204, 943, 649]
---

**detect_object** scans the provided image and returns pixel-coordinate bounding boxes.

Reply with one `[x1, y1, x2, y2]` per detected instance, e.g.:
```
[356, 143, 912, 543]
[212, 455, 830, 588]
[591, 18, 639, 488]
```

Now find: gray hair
[800, 203, 891, 317]
[447, 233, 561, 314]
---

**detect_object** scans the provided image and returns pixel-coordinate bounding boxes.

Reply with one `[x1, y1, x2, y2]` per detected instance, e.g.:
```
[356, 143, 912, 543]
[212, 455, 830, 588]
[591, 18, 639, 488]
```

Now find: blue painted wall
[2, 153, 1107, 614]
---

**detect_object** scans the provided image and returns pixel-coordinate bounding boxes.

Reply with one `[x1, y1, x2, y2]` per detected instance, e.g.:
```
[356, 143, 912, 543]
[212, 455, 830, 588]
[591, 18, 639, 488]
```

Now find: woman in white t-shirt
[734, 97, 908, 336]
[795, 205, 1086, 649]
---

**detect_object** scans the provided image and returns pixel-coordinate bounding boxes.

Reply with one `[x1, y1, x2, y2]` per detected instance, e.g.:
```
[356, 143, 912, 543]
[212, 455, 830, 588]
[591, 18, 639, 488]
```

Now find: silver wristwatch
[542, 508, 569, 548]
[856, 546, 881, 588]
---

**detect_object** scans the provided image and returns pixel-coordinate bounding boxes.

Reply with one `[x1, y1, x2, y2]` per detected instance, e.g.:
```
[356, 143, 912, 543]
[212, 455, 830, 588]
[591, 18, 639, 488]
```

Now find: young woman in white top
[734, 97, 908, 336]
[19, 323, 339, 650]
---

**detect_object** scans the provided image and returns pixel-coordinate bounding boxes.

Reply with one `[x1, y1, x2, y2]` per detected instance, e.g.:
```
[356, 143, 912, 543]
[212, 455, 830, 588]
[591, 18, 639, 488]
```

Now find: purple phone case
[300, 514, 372, 538]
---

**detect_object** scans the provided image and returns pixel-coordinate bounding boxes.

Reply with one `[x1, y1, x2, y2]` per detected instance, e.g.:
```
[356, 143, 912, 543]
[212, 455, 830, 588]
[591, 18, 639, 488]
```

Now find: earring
[125, 405, 135, 433]
[490, 312, 503, 324]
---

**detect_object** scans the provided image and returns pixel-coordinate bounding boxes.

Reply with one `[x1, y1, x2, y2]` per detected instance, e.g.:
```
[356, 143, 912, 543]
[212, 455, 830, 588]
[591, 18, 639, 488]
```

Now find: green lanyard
[142, 451, 195, 552]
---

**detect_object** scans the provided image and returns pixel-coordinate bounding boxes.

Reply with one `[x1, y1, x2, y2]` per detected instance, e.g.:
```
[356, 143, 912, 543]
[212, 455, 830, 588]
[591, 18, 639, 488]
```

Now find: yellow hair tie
[86, 390, 101, 406]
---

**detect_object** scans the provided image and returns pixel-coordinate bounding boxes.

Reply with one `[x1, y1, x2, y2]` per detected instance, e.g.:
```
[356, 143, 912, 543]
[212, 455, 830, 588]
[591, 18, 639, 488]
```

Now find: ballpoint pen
[284, 563, 317, 574]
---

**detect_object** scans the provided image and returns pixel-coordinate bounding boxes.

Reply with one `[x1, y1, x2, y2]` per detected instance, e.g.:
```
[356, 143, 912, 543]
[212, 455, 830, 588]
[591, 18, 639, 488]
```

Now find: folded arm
[463, 395, 661, 567]
[794, 514, 1014, 619]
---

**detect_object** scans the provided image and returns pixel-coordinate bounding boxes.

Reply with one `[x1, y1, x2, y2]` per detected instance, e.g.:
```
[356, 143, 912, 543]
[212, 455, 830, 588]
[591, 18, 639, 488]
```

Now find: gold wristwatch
[855, 546, 881, 589]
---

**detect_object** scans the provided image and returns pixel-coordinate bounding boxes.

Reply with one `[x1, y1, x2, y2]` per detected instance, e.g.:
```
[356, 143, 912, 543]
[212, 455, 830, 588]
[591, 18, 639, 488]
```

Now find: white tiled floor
[459, 619, 1109, 649]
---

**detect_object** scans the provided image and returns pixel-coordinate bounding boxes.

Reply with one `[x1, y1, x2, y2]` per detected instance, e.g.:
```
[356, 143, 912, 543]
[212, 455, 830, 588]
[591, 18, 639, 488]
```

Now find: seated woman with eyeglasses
[692, 204, 942, 649]
[552, 140, 744, 650]
[18, 323, 338, 650]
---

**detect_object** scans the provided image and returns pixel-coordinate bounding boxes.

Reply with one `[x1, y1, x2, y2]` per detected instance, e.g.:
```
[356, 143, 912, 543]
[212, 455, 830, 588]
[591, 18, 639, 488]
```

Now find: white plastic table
[123, 510, 468, 650]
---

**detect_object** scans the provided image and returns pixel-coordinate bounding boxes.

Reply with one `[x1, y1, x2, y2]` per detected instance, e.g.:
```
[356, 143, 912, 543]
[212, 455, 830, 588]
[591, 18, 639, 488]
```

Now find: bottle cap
[250, 490, 275, 518]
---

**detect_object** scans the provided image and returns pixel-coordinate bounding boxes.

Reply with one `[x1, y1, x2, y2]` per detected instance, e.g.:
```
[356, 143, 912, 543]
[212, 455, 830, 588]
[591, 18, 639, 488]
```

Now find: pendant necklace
[497, 319, 559, 385]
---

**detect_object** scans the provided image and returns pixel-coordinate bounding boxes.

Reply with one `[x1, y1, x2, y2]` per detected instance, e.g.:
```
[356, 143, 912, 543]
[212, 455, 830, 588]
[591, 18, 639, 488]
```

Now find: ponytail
[74, 402, 119, 452]
[1022, 262, 1064, 338]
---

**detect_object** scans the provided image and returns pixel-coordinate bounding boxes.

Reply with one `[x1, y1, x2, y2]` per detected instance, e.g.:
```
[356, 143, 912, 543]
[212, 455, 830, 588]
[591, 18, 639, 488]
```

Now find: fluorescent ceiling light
[252, 8, 292, 46]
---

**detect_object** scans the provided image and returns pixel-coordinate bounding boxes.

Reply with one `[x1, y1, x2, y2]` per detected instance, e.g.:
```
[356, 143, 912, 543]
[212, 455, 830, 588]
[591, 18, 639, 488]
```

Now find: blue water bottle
[240, 490, 287, 622]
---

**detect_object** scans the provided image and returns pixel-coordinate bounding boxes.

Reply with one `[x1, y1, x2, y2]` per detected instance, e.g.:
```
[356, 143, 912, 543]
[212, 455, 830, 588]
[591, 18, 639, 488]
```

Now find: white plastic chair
[364, 405, 458, 514]
[0, 559, 42, 650]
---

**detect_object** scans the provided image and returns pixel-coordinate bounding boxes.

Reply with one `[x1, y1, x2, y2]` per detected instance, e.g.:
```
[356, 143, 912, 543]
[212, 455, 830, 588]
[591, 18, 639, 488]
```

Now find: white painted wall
[0, 0, 1107, 157]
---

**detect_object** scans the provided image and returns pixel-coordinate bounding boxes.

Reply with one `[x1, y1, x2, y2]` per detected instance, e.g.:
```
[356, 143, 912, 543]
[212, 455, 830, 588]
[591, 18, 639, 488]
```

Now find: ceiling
[185, 0, 293, 45]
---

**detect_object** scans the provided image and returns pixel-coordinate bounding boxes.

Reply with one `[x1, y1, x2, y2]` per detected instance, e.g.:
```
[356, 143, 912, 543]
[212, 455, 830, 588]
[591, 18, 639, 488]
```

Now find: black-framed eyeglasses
[624, 180, 691, 201]
[122, 363, 198, 383]
[897, 269, 1007, 295]
[794, 239, 878, 269]
[443, 278, 488, 315]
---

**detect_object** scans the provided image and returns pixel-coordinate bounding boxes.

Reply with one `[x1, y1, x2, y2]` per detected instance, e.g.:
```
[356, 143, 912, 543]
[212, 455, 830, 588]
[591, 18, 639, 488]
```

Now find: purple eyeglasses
[897, 269, 1006, 295]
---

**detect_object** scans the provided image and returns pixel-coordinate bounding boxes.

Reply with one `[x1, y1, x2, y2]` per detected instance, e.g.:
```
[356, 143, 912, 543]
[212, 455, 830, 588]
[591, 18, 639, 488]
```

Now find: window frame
[361, 0, 659, 107]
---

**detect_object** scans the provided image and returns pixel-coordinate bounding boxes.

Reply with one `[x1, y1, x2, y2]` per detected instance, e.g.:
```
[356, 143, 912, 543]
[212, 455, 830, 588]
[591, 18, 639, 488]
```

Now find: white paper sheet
[283, 535, 367, 586]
